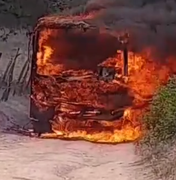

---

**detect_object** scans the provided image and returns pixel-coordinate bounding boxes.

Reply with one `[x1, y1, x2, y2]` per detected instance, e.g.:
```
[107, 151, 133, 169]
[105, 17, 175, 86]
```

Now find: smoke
[63, 0, 176, 61]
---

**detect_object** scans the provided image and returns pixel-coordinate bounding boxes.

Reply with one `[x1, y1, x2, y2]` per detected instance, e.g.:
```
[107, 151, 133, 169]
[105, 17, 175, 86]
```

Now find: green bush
[139, 76, 176, 147]
[137, 76, 176, 180]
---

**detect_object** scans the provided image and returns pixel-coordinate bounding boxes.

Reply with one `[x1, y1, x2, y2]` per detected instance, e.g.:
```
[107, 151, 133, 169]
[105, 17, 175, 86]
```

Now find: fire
[32, 26, 176, 144]
[37, 29, 65, 75]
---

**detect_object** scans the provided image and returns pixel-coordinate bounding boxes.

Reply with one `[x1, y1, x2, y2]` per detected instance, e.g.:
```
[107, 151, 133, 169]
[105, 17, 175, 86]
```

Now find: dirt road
[0, 95, 139, 180]
[0, 134, 137, 180]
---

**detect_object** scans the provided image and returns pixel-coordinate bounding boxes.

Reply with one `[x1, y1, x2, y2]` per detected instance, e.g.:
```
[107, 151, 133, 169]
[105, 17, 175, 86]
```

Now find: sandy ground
[0, 29, 141, 180]
[0, 132, 138, 180]
[0, 96, 139, 180]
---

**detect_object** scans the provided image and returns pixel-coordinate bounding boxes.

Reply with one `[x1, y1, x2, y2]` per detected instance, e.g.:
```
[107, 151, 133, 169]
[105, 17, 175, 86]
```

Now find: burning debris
[97, 66, 116, 81]
[28, 13, 176, 144]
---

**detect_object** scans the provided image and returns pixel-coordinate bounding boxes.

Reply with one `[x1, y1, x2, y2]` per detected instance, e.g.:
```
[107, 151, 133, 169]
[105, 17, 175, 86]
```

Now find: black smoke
[61, 0, 176, 62]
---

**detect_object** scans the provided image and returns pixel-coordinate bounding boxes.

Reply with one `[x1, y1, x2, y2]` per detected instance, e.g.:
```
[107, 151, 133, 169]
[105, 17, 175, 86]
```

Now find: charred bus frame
[30, 15, 129, 135]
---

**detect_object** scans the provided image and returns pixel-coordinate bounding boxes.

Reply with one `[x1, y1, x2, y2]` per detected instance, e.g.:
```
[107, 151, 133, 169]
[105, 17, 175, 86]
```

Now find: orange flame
[33, 27, 176, 144]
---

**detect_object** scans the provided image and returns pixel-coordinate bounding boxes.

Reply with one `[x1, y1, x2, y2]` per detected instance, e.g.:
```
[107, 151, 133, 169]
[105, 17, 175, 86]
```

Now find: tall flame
[32, 27, 176, 144]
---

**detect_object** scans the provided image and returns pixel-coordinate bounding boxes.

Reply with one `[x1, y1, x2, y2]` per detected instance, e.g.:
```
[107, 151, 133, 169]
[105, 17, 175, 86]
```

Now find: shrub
[140, 76, 176, 146]
[136, 76, 176, 180]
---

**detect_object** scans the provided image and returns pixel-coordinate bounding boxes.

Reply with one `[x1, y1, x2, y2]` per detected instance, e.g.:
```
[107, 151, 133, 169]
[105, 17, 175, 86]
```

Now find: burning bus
[29, 14, 175, 143]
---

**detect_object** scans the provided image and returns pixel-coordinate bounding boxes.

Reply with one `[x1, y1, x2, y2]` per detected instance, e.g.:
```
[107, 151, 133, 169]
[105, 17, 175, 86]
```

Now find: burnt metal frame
[123, 45, 128, 76]
[29, 23, 129, 135]
[30, 28, 54, 134]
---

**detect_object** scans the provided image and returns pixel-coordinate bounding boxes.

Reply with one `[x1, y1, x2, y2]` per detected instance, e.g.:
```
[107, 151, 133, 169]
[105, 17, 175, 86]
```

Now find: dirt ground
[0, 129, 138, 180]
[0, 29, 143, 180]
[0, 96, 140, 180]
